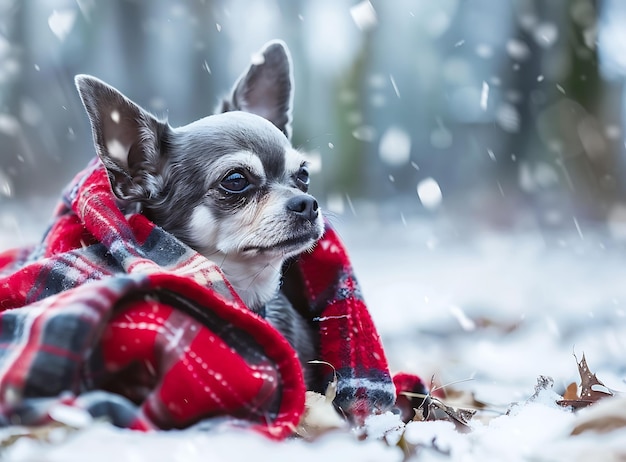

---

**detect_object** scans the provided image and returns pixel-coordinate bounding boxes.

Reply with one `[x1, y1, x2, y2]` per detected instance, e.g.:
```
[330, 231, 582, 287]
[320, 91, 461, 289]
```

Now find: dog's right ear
[219, 40, 293, 140]
[75, 75, 166, 202]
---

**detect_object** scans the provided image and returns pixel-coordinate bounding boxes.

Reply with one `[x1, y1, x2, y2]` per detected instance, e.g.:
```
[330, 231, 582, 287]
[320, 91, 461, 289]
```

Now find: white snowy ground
[1, 202, 626, 461]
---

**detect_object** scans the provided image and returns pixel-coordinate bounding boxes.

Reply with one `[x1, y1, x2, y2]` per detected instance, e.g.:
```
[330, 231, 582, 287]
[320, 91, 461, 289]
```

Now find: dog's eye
[220, 171, 250, 193]
[296, 167, 310, 188]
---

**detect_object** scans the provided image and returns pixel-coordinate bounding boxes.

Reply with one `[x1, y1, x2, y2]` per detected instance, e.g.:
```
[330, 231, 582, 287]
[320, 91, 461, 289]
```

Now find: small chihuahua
[75, 41, 323, 385]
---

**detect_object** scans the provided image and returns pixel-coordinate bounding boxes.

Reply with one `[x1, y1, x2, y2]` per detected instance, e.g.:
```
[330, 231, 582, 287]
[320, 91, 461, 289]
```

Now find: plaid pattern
[0, 158, 421, 438]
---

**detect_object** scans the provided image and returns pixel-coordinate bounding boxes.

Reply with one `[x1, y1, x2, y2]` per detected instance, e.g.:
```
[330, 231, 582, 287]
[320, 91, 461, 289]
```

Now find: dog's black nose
[287, 195, 319, 223]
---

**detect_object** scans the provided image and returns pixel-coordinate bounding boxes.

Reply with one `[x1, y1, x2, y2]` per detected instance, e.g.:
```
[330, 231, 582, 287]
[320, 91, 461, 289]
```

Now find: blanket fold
[0, 158, 423, 438]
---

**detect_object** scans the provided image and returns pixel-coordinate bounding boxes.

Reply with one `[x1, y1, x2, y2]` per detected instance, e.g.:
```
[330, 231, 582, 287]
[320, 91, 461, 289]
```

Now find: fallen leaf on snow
[296, 374, 346, 439]
[562, 382, 578, 401]
[557, 354, 613, 409]
[413, 395, 476, 433]
[0, 422, 78, 448]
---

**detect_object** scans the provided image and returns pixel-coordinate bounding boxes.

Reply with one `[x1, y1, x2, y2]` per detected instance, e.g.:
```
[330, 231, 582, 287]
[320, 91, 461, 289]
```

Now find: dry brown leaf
[0, 422, 76, 448]
[412, 407, 426, 422]
[557, 354, 613, 409]
[296, 374, 346, 439]
[412, 395, 475, 433]
[562, 382, 578, 401]
[577, 354, 613, 402]
[431, 400, 475, 433]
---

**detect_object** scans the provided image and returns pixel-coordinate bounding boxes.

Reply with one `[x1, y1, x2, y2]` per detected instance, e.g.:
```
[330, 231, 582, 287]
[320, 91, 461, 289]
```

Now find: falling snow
[48, 9, 77, 42]
[480, 81, 489, 111]
[378, 127, 411, 167]
[303, 150, 322, 174]
[449, 305, 476, 331]
[533, 22, 559, 48]
[506, 39, 531, 61]
[496, 103, 521, 133]
[0, 114, 20, 136]
[350, 1, 377, 31]
[352, 126, 376, 142]
[475, 44, 493, 59]
[250, 52, 265, 66]
[519, 162, 559, 192]
[105, 139, 128, 163]
[0, 170, 12, 197]
[2, 1, 626, 460]
[416, 177, 443, 210]
[388, 75, 400, 98]
[20, 99, 42, 127]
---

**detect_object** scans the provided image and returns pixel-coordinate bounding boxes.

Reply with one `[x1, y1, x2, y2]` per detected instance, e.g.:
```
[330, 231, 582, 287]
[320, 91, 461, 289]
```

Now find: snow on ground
[342, 215, 626, 403]
[2, 202, 626, 461]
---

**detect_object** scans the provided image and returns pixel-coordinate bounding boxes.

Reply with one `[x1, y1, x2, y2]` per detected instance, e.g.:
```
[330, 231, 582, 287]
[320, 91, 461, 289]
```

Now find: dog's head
[75, 41, 324, 309]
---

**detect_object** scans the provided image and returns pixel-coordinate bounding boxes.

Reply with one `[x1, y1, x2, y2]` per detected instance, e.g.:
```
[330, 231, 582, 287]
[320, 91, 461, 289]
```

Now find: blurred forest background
[1, 0, 626, 236]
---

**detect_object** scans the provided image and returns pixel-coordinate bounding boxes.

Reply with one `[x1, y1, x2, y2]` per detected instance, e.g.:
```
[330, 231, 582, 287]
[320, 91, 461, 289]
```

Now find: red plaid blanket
[0, 158, 424, 438]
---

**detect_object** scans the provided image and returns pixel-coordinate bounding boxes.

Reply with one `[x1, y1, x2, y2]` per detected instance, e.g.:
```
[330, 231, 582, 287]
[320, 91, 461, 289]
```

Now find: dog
[74, 40, 323, 387]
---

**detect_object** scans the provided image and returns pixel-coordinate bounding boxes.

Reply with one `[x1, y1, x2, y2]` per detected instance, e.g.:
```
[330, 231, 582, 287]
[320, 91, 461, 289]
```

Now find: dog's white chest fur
[217, 253, 283, 310]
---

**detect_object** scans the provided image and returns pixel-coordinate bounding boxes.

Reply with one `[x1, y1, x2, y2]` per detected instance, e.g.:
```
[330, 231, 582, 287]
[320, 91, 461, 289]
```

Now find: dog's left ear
[220, 40, 293, 140]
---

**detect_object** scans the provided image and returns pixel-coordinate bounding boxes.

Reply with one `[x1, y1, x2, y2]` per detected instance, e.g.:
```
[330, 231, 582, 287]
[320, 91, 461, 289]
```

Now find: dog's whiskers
[219, 251, 229, 268]
[245, 261, 281, 290]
